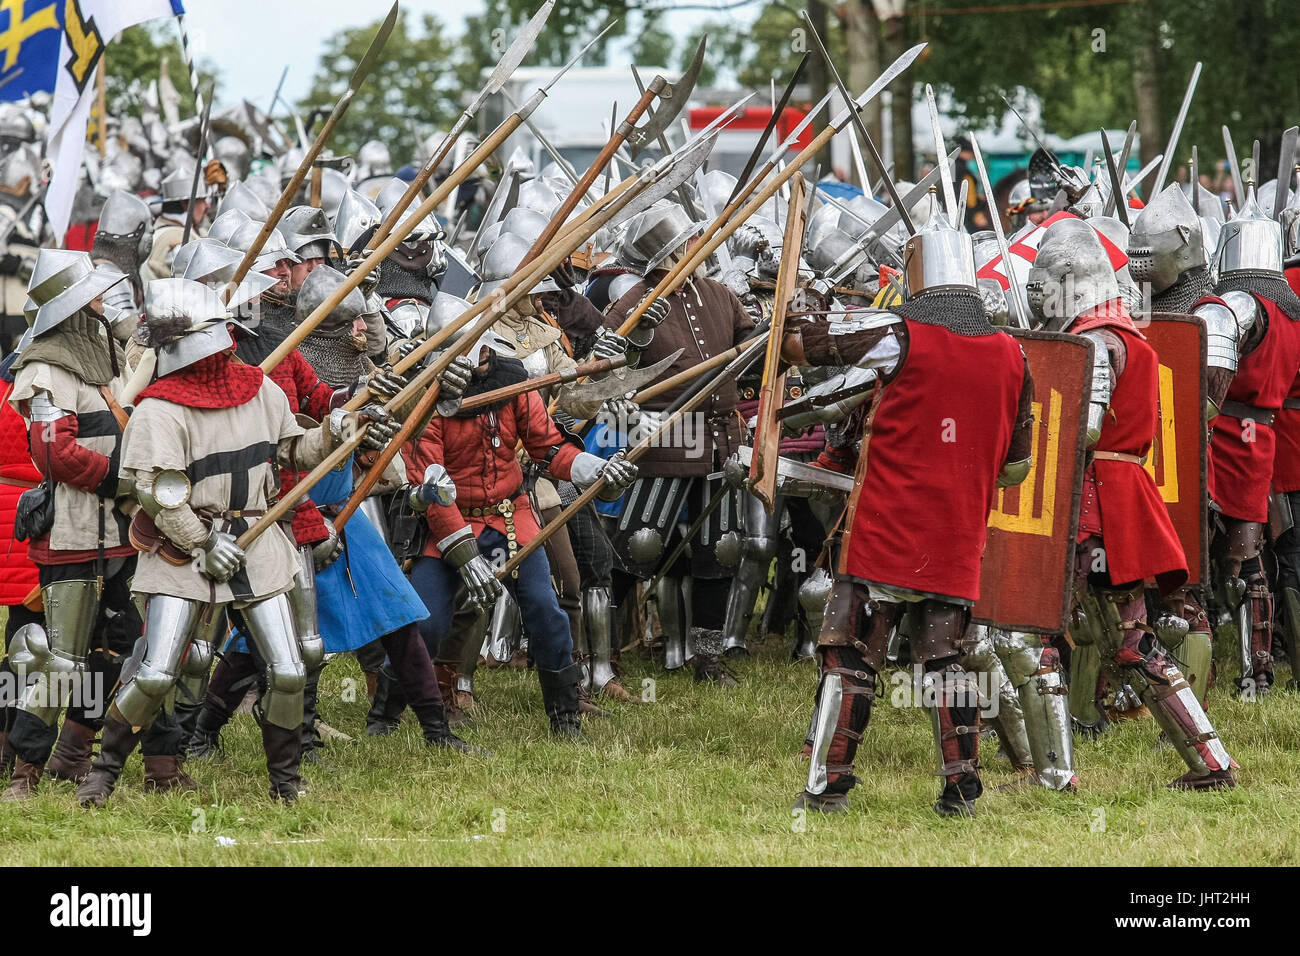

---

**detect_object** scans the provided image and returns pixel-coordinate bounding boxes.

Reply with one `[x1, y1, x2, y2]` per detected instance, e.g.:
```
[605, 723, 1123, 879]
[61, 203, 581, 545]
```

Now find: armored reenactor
[1196, 185, 1300, 698]
[787, 203, 1035, 817]
[404, 329, 638, 739]
[604, 202, 755, 685]
[143, 163, 208, 282]
[4, 250, 189, 801]
[1028, 218, 1236, 790]
[75, 278, 392, 806]
[90, 191, 155, 348]
[188, 266, 475, 762]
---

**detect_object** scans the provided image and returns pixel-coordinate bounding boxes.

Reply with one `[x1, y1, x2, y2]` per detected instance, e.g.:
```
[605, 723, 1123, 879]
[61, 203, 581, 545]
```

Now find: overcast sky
[179, 0, 756, 108]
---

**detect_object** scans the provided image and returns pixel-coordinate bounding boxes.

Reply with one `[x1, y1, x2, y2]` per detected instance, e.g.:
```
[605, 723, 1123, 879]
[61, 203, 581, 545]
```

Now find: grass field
[1, 631, 1299, 865]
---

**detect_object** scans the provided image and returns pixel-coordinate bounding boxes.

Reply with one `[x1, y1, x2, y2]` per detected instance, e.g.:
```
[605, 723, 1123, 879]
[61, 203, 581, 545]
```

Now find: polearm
[369, 128, 710, 395]
[724, 56, 808, 211]
[367, 0, 560, 250]
[803, 11, 916, 234]
[460, 355, 629, 414]
[493, 331, 771, 580]
[326, 158, 666, 529]
[969, 132, 1030, 328]
[260, 48, 596, 377]
[613, 42, 927, 339]
[749, 174, 806, 511]
[222, 2, 398, 300]
[181, 85, 214, 245]
[516, 37, 706, 270]
[238, 158, 662, 548]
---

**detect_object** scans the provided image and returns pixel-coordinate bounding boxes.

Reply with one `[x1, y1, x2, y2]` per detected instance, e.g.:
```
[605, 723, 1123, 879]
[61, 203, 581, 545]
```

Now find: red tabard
[1204, 293, 1300, 520]
[1273, 268, 1300, 491]
[844, 319, 1024, 602]
[1076, 325, 1187, 592]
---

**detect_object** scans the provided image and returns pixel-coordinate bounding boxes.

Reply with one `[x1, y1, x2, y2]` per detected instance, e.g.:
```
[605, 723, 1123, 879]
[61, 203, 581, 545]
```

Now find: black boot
[300, 670, 331, 768]
[186, 701, 232, 761]
[537, 663, 584, 740]
[413, 702, 488, 755]
[364, 665, 406, 736]
[262, 721, 303, 803]
[76, 710, 144, 809]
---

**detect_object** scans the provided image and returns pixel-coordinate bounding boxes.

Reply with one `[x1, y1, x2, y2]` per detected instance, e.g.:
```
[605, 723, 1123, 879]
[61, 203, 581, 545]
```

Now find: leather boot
[0, 729, 14, 777]
[433, 662, 468, 728]
[77, 711, 144, 809]
[538, 663, 584, 740]
[262, 721, 303, 803]
[364, 666, 406, 736]
[46, 719, 97, 783]
[143, 755, 199, 794]
[0, 759, 43, 802]
[186, 701, 231, 761]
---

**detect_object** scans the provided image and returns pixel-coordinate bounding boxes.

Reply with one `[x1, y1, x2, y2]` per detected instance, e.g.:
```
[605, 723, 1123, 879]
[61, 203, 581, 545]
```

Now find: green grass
[2, 636, 1299, 866]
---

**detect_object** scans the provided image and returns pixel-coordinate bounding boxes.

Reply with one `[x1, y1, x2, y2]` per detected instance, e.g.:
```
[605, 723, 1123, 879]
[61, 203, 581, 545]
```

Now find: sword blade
[1154, 60, 1201, 193]
[1100, 128, 1130, 229]
[925, 84, 958, 228]
[1277, 126, 1300, 219]
[1223, 125, 1244, 207]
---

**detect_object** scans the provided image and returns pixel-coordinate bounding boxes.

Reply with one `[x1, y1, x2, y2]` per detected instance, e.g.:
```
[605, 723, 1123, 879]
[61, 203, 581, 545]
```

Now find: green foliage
[295, 10, 462, 165]
[105, 23, 218, 120]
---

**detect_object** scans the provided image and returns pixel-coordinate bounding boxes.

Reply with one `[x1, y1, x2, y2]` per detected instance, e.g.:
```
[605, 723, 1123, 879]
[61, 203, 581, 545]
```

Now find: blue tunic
[229, 457, 429, 654]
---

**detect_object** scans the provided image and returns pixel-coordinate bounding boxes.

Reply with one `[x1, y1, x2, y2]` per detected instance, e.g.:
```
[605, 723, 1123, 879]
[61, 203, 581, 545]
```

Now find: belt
[1219, 399, 1275, 426]
[0, 475, 37, 489]
[1284, 398, 1300, 411]
[464, 491, 522, 578]
[197, 507, 266, 521]
[1092, 450, 1147, 465]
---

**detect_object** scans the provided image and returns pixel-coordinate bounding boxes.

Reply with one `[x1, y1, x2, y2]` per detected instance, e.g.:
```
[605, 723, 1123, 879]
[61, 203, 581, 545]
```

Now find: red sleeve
[409, 419, 465, 545]
[291, 352, 334, 421]
[279, 467, 330, 546]
[515, 392, 580, 479]
[28, 419, 111, 495]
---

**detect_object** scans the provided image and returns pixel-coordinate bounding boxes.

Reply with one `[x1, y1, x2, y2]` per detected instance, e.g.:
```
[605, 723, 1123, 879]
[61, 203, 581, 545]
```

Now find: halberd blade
[625, 36, 706, 157]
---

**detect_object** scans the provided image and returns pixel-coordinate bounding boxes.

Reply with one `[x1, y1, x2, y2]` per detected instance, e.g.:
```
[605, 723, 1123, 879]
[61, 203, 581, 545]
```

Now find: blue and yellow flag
[0, 0, 64, 100]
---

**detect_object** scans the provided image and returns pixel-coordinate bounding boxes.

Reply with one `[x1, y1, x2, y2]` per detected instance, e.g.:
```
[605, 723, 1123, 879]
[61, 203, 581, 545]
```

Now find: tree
[297, 10, 462, 165]
[105, 22, 219, 121]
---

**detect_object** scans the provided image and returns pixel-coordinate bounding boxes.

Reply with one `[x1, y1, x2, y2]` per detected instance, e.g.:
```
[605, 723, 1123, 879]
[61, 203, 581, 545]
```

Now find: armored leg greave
[802, 581, 897, 802]
[1162, 587, 1214, 707]
[1088, 583, 1235, 781]
[911, 601, 981, 814]
[1214, 518, 1270, 696]
[286, 547, 325, 675]
[656, 574, 690, 671]
[720, 492, 782, 656]
[991, 628, 1076, 790]
[114, 595, 201, 729]
[241, 594, 306, 732]
[961, 625, 1033, 776]
[11, 580, 101, 728]
[579, 586, 616, 693]
[794, 568, 832, 661]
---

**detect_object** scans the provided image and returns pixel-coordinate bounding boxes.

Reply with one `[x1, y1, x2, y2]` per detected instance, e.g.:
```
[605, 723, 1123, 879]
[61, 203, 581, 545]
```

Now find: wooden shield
[1138, 313, 1209, 586]
[972, 330, 1091, 634]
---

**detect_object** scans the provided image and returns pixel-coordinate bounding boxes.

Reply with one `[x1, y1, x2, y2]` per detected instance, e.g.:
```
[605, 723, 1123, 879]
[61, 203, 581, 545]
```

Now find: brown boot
[364, 671, 379, 703]
[0, 759, 43, 802]
[76, 710, 144, 809]
[434, 663, 467, 728]
[596, 678, 641, 704]
[46, 720, 97, 783]
[143, 755, 199, 794]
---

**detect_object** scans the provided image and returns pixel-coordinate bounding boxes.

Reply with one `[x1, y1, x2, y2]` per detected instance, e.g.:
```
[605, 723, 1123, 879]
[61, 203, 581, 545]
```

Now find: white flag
[44, 0, 184, 241]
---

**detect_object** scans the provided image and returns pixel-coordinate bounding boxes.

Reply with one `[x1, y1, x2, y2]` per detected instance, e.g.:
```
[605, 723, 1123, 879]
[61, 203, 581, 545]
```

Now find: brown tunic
[605, 274, 755, 475]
